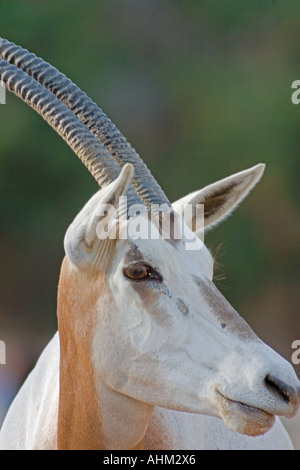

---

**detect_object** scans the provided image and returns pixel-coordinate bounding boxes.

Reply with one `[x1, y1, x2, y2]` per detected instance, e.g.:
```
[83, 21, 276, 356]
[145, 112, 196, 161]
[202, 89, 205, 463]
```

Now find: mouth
[215, 390, 275, 437]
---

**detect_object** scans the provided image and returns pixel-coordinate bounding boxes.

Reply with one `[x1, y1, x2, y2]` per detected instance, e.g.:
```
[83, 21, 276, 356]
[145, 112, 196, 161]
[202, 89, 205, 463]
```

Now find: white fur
[0, 333, 294, 450]
[0, 165, 299, 450]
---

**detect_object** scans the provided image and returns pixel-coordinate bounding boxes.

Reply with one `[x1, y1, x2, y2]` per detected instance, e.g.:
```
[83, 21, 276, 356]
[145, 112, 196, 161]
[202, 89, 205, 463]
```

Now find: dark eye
[123, 263, 162, 282]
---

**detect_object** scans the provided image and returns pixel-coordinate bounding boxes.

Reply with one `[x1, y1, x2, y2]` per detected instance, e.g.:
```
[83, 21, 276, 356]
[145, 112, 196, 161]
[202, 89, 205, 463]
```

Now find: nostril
[265, 374, 292, 404]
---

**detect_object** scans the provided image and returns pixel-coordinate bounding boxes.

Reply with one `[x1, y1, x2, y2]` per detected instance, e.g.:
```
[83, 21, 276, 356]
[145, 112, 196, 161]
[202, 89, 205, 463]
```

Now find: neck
[93, 380, 154, 450]
[57, 257, 153, 450]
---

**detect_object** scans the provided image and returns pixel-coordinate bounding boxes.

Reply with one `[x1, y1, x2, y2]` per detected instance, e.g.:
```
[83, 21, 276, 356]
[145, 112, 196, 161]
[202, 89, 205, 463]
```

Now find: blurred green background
[0, 0, 299, 446]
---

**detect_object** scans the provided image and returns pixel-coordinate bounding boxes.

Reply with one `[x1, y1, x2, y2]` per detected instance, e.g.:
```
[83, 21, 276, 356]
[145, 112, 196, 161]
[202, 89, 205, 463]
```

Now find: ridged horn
[0, 38, 171, 208]
[0, 57, 142, 208]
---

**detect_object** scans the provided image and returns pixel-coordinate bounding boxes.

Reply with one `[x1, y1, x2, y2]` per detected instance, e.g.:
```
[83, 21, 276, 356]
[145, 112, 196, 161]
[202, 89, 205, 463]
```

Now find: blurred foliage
[0, 0, 299, 374]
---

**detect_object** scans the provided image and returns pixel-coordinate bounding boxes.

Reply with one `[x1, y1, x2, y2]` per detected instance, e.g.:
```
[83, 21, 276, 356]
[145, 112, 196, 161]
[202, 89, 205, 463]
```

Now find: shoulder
[0, 333, 60, 450]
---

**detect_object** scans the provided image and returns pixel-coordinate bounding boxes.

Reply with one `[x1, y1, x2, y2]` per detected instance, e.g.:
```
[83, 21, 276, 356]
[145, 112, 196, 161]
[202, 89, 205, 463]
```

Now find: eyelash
[210, 243, 226, 284]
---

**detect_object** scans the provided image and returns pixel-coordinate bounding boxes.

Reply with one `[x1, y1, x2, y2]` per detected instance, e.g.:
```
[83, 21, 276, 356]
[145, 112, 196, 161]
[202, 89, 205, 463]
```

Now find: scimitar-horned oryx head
[0, 38, 299, 445]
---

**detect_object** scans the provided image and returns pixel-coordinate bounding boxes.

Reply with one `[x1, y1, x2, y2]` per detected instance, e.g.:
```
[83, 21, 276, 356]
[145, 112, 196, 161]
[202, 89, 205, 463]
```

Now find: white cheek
[186, 244, 214, 280]
[108, 271, 152, 348]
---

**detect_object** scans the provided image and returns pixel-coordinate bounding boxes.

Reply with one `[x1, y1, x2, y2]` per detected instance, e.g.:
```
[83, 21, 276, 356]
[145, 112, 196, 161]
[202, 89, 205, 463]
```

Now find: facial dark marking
[159, 286, 188, 315]
[177, 299, 189, 315]
[203, 183, 237, 218]
[129, 271, 189, 317]
[124, 244, 144, 265]
[193, 276, 257, 340]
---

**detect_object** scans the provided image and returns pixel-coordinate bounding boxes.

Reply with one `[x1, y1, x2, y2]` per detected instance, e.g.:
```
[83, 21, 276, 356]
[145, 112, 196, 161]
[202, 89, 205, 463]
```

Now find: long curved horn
[0, 38, 171, 208]
[0, 57, 142, 208]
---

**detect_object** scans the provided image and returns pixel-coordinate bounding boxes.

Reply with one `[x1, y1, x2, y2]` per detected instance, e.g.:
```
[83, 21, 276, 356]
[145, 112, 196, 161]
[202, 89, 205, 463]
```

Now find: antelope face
[99, 228, 299, 437]
[64, 164, 300, 438]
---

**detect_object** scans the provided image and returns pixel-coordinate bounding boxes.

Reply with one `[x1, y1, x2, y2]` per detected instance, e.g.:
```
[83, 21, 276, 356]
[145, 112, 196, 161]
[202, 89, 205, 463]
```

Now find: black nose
[265, 374, 300, 408]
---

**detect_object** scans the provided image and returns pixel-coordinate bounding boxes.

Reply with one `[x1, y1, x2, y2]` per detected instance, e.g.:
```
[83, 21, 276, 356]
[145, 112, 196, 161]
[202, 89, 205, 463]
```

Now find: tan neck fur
[57, 257, 105, 449]
[56, 257, 151, 450]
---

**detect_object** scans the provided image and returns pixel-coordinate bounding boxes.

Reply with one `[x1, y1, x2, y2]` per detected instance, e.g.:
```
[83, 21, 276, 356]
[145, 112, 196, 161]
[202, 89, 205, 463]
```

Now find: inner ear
[202, 182, 239, 221]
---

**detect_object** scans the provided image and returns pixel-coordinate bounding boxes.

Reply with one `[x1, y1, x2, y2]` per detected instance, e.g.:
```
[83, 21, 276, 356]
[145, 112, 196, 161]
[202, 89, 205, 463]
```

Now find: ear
[64, 164, 134, 272]
[172, 164, 265, 234]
